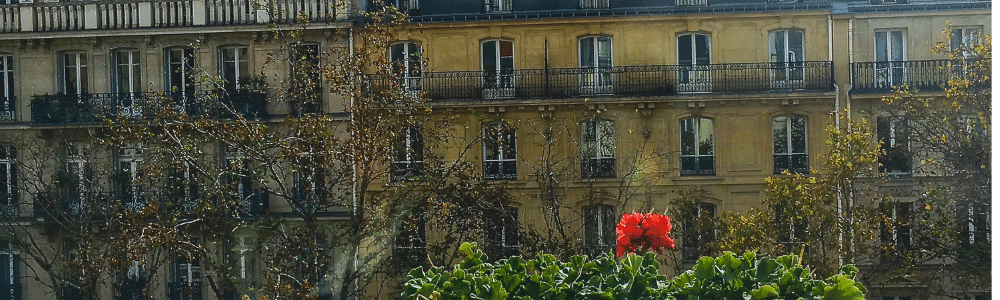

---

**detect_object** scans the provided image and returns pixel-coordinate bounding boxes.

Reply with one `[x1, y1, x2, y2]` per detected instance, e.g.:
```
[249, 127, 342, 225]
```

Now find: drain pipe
[348, 26, 360, 300]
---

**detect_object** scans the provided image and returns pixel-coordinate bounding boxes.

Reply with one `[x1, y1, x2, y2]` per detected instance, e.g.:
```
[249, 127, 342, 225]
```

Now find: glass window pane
[773, 116, 788, 154]
[580, 37, 594, 68]
[790, 116, 807, 154]
[482, 41, 497, 71]
[890, 31, 904, 61]
[771, 31, 785, 62]
[698, 118, 713, 156]
[788, 31, 803, 61]
[875, 32, 888, 62]
[597, 37, 612, 68]
[695, 34, 710, 65]
[598, 120, 614, 157]
[678, 35, 692, 65]
[680, 119, 695, 155]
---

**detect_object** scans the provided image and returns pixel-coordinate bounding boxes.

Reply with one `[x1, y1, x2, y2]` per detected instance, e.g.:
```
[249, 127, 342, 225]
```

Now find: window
[774, 205, 807, 253]
[62, 143, 88, 216]
[391, 127, 423, 182]
[877, 116, 910, 174]
[117, 261, 146, 300]
[579, 0, 608, 9]
[60, 52, 88, 95]
[224, 236, 256, 300]
[379, 0, 419, 14]
[874, 30, 906, 89]
[0, 240, 19, 300]
[951, 27, 982, 59]
[682, 202, 716, 261]
[582, 204, 615, 255]
[677, 33, 711, 93]
[293, 160, 326, 213]
[0, 146, 14, 217]
[481, 40, 514, 99]
[290, 43, 322, 115]
[772, 115, 808, 174]
[222, 146, 264, 216]
[395, 208, 426, 268]
[580, 119, 615, 179]
[112, 49, 141, 95]
[165, 48, 196, 111]
[219, 46, 249, 91]
[115, 145, 144, 211]
[880, 202, 912, 256]
[482, 122, 516, 180]
[579, 36, 612, 95]
[680, 117, 715, 176]
[485, 206, 519, 259]
[171, 246, 201, 300]
[389, 42, 422, 96]
[167, 164, 198, 215]
[484, 0, 511, 12]
[960, 202, 989, 253]
[0, 54, 13, 121]
[769, 30, 804, 88]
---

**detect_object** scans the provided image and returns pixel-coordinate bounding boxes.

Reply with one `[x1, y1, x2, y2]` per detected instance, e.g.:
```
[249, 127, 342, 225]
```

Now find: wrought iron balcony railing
[0, 96, 14, 122]
[368, 61, 833, 102]
[851, 59, 963, 93]
[30, 90, 267, 125]
[0, 0, 338, 33]
[235, 189, 269, 218]
[168, 281, 203, 300]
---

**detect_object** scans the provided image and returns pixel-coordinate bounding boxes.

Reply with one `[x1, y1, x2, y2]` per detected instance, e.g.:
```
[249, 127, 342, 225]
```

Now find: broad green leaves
[402, 243, 865, 300]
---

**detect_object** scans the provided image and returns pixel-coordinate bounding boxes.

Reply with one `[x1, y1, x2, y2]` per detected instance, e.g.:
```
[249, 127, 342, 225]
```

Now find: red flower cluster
[616, 212, 675, 258]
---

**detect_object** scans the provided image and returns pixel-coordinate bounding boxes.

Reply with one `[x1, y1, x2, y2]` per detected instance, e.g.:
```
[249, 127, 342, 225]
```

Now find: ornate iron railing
[0, 96, 14, 122]
[30, 90, 267, 125]
[168, 281, 203, 300]
[851, 59, 953, 93]
[369, 61, 832, 101]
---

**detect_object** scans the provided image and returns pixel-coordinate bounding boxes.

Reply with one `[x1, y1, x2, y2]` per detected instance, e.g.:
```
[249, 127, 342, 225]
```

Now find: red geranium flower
[616, 212, 675, 258]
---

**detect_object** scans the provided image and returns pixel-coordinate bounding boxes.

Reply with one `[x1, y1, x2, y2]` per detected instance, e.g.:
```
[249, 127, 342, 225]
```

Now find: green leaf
[694, 256, 717, 279]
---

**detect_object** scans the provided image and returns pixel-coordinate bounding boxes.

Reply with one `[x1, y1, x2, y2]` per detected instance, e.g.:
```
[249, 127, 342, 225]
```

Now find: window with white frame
[290, 43, 322, 114]
[60, 51, 88, 95]
[772, 115, 808, 174]
[481, 39, 515, 99]
[961, 202, 989, 250]
[876, 116, 910, 174]
[115, 144, 144, 211]
[484, 0, 511, 12]
[172, 243, 201, 300]
[677, 33, 711, 92]
[219, 46, 249, 91]
[395, 208, 426, 268]
[0, 240, 19, 300]
[580, 119, 615, 179]
[774, 205, 807, 253]
[874, 30, 906, 88]
[63, 143, 88, 216]
[582, 204, 615, 255]
[112, 49, 142, 95]
[680, 117, 715, 176]
[167, 163, 198, 214]
[0, 146, 13, 217]
[117, 260, 145, 300]
[485, 206, 519, 259]
[230, 236, 255, 283]
[950, 27, 982, 58]
[880, 202, 912, 255]
[166, 48, 196, 107]
[482, 122, 517, 180]
[389, 42, 422, 96]
[769, 30, 805, 87]
[682, 202, 716, 262]
[579, 36, 612, 95]
[293, 157, 326, 212]
[0, 54, 13, 121]
[391, 127, 423, 182]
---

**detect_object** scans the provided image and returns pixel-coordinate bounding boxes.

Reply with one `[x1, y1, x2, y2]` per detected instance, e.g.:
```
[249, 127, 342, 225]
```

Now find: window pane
[890, 31, 904, 61]
[771, 31, 785, 62]
[482, 41, 497, 72]
[772, 116, 788, 154]
[698, 118, 713, 156]
[678, 35, 692, 65]
[680, 118, 695, 155]
[580, 37, 594, 68]
[788, 31, 803, 61]
[790, 116, 806, 154]
[695, 34, 710, 65]
[597, 120, 614, 157]
[597, 37, 612, 68]
[875, 32, 888, 62]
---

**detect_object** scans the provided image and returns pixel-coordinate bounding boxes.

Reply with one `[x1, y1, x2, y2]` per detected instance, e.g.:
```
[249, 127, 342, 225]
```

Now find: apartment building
[0, 0, 989, 298]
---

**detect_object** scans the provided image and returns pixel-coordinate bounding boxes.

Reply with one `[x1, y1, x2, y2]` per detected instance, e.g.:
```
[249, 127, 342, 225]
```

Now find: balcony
[370, 61, 833, 102]
[851, 59, 955, 93]
[30, 90, 267, 125]
[32, 190, 112, 222]
[0, 96, 14, 122]
[0, 0, 338, 34]
[168, 282, 202, 300]
[235, 189, 269, 218]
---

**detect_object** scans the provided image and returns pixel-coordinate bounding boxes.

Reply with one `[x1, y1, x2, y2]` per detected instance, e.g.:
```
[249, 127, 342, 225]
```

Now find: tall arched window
[481, 39, 514, 99]
[679, 117, 714, 176]
[579, 36, 612, 95]
[582, 204, 615, 256]
[482, 122, 516, 180]
[390, 42, 422, 95]
[581, 119, 615, 178]
[769, 29, 805, 88]
[772, 115, 808, 174]
[677, 33, 710, 93]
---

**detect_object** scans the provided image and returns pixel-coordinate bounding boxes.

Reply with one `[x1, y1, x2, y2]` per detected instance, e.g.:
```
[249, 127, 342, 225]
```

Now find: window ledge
[671, 176, 724, 183]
